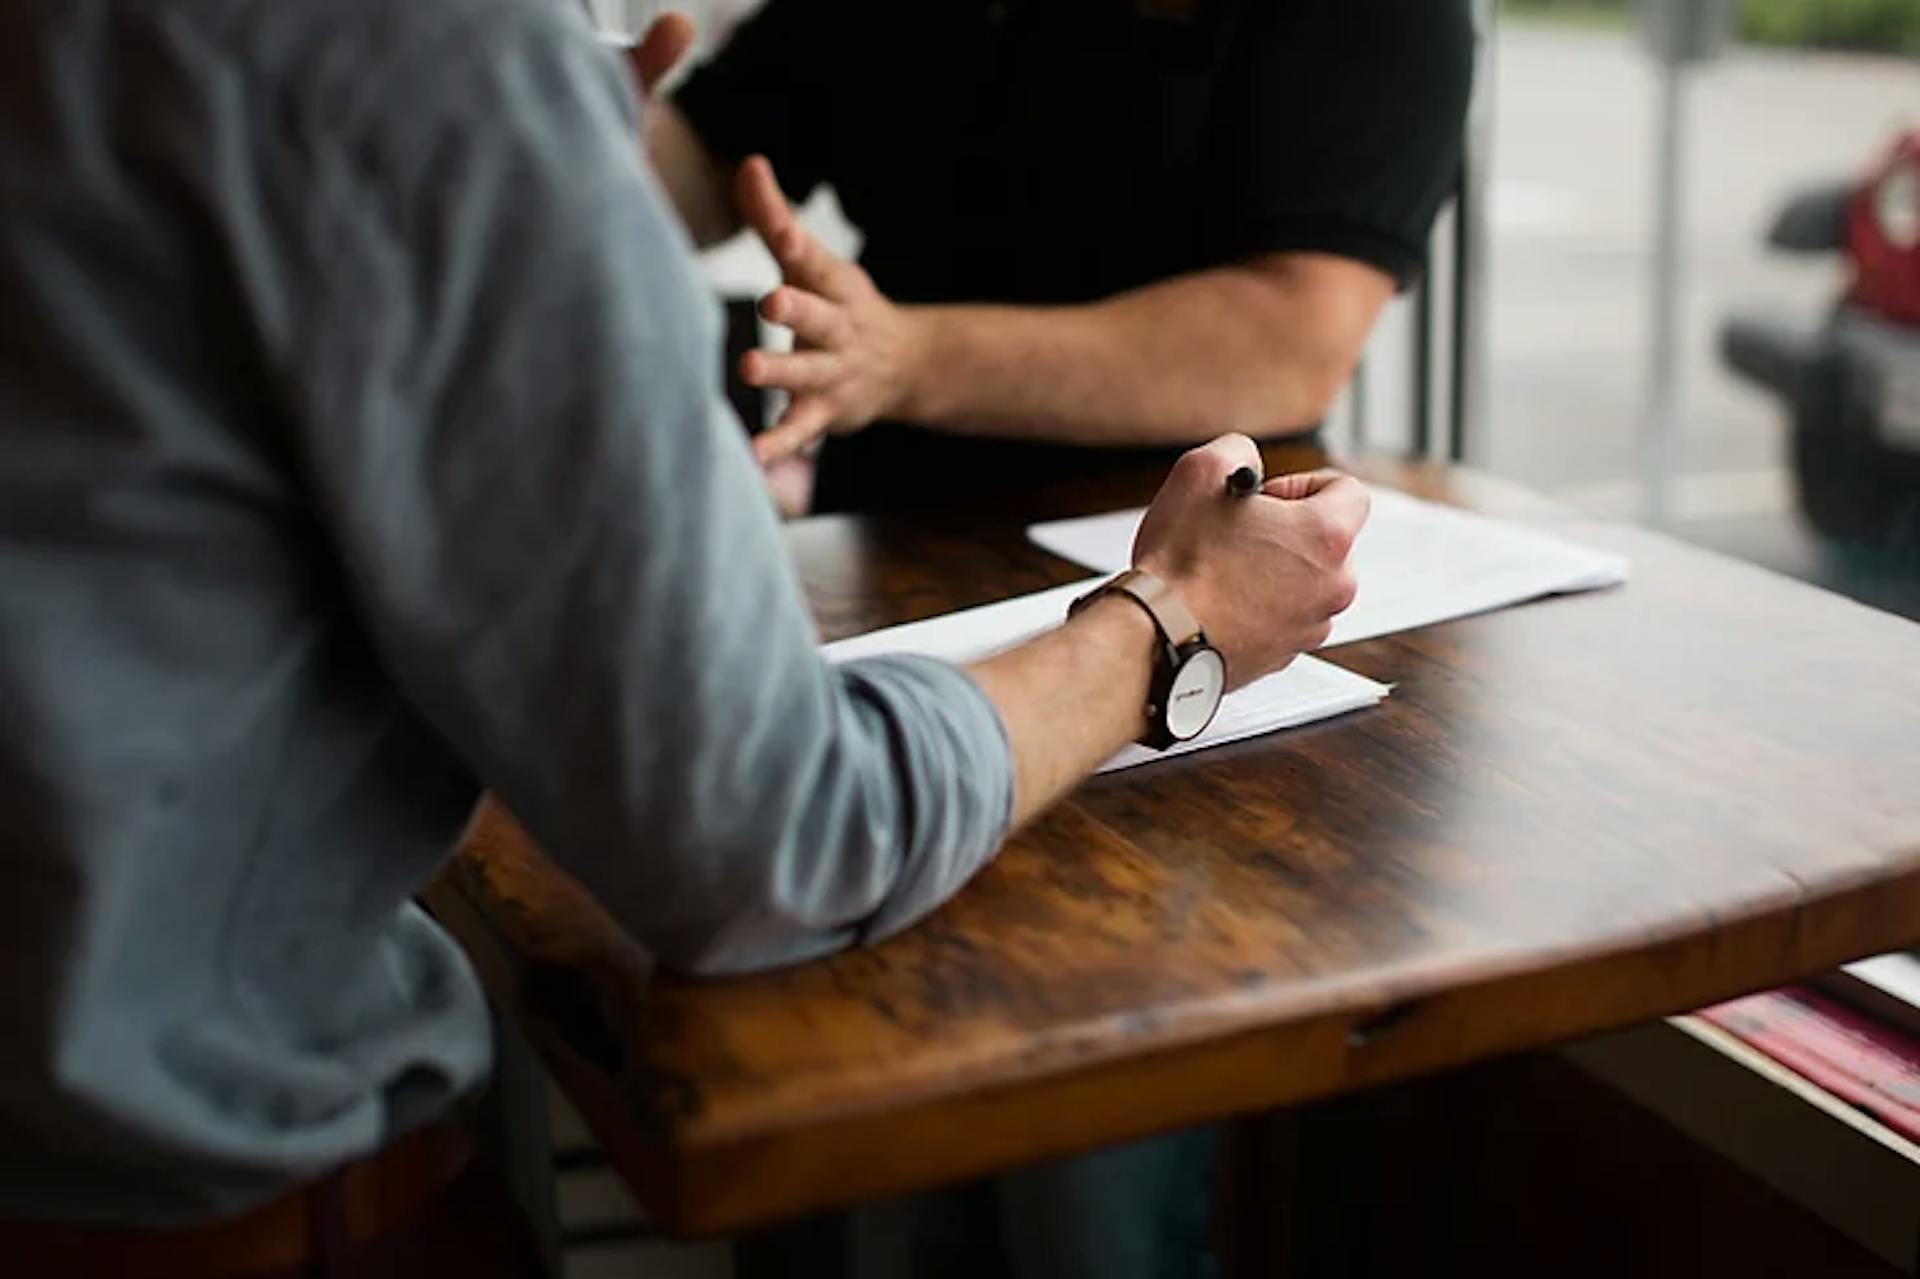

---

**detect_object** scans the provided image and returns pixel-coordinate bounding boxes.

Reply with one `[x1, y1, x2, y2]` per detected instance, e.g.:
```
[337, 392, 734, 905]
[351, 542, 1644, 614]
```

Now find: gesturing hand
[1133, 436, 1369, 688]
[735, 157, 927, 465]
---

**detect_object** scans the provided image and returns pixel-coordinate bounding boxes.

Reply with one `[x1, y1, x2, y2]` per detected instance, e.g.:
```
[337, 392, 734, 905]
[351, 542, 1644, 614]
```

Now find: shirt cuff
[1219, 215, 1428, 291]
[835, 654, 1014, 945]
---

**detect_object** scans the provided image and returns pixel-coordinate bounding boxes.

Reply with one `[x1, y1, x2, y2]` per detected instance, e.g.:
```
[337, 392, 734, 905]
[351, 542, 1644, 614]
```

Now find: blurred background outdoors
[566, 5, 1919, 1271]
[1486, 0, 1919, 620]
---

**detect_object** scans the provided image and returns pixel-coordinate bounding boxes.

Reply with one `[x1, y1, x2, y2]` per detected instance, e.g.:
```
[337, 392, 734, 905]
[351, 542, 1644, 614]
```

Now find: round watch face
[1165, 647, 1227, 742]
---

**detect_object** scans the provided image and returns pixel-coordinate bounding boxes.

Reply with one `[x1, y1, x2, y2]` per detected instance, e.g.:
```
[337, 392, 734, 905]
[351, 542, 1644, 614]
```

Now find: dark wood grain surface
[433, 452, 1920, 1236]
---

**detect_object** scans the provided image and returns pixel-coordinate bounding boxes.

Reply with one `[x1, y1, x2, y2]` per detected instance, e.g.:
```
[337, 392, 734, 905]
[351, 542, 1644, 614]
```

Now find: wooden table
[431, 450, 1920, 1238]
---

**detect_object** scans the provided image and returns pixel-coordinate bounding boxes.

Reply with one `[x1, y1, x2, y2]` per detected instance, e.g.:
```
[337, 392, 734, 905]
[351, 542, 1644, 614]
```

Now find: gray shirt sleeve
[277, 2, 1013, 974]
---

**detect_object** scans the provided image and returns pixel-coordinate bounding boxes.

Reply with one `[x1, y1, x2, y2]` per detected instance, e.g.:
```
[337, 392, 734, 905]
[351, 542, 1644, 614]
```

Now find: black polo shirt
[677, 0, 1475, 513]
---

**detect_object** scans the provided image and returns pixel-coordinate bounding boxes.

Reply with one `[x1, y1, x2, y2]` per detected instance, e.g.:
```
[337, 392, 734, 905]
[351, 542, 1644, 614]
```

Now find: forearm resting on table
[968, 595, 1156, 827]
[904, 255, 1391, 446]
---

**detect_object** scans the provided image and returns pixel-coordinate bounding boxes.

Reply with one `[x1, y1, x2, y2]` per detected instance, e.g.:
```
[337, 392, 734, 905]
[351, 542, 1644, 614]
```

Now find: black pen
[1226, 465, 1263, 498]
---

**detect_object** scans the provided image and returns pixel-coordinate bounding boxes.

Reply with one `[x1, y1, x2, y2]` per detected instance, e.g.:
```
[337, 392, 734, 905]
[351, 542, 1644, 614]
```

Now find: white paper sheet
[823, 581, 1389, 774]
[1027, 487, 1629, 648]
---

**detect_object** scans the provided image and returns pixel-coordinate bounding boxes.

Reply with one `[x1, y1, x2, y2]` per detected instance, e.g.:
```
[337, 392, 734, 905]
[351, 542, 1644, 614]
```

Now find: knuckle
[1206, 432, 1258, 475]
[1327, 568, 1359, 616]
[1172, 444, 1220, 484]
[1314, 507, 1359, 562]
[1177, 437, 1243, 486]
[1296, 508, 1346, 563]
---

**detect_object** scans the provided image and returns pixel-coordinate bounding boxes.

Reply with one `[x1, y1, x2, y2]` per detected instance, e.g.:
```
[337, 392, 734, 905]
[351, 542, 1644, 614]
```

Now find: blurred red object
[1699, 987, 1920, 1144]
[1848, 131, 1920, 327]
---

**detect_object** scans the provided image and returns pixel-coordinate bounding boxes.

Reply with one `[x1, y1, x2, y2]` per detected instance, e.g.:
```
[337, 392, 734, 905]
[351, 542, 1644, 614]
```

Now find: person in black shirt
[648, 0, 1476, 513]
[631, 4, 1469, 1275]
[629, 4, 1472, 1275]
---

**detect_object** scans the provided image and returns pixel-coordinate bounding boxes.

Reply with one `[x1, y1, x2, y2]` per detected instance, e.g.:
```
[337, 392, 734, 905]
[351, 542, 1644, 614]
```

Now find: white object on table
[822, 580, 1389, 775]
[1027, 487, 1629, 649]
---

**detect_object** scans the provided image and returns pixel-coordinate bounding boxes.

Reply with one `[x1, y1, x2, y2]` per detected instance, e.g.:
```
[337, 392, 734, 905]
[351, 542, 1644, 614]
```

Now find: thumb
[1262, 468, 1350, 501]
[629, 11, 695, 99]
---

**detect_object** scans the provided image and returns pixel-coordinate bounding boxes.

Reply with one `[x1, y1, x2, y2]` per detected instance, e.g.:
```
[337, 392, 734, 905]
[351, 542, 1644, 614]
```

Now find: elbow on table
[637, 658, 1011, 977]
[639, 863, 860, 979]
[644, 809, 1001, 979]
[649, 921, 845, 980]
[636, 822, 911, 980]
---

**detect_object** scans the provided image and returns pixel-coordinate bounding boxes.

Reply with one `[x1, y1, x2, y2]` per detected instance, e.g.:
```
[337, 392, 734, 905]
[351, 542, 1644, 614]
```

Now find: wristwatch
[1070, 569, 1227, 750]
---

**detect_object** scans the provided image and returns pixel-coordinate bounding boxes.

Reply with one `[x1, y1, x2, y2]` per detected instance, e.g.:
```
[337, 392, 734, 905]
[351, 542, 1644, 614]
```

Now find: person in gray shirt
[0, 0, 1367, 1261]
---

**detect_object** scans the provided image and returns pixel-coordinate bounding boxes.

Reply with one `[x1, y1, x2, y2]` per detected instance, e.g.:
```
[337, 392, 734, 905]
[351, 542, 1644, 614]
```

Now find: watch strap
[1069, 570, 1220, 750]
[1099, 569, 1204, 649]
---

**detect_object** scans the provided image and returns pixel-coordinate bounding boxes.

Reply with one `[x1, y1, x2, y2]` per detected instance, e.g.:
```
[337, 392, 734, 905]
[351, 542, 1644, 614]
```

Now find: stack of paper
[821, 487, 1624, 772]
[822, 582, 1389, 774]
[1097, 659, 1388, 773]
[823, 580, 1089, 667]
[1028, 487, 1629, 649]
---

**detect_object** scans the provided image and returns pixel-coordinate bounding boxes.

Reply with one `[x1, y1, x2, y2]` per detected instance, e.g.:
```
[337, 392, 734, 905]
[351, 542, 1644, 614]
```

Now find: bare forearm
[646, 100, 739, 248]
[967, 596, 1154, 828]
[901, 258, 1389, 446]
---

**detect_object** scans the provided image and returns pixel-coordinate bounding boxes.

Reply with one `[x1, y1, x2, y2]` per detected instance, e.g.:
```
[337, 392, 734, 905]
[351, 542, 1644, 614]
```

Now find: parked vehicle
[1721, 131, 1920, 550]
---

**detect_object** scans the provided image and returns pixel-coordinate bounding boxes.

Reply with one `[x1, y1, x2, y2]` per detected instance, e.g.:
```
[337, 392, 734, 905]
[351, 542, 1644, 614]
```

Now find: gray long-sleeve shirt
[0, 0, 1012, 1225]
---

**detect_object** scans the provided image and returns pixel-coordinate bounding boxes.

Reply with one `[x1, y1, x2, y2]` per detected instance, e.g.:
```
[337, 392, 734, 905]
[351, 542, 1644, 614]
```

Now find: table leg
[473, 1011, 565, 1279]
